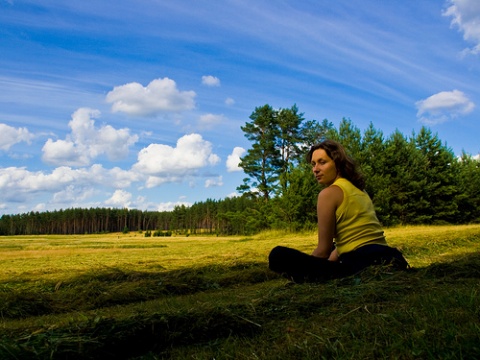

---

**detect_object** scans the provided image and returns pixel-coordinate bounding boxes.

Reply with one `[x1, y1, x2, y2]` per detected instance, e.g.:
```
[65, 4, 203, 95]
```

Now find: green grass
[0, 225, 479, 359]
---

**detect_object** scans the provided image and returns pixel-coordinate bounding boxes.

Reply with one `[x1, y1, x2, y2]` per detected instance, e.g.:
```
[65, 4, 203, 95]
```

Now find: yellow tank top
[333, 178, 387, 255]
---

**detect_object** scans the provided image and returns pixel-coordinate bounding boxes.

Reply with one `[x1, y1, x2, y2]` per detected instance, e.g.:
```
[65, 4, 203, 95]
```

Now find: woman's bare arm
[311, 185, 343, 259]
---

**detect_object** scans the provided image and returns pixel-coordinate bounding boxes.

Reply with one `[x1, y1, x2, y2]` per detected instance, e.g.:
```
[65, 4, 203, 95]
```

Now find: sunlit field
[1, 225, 479, 359]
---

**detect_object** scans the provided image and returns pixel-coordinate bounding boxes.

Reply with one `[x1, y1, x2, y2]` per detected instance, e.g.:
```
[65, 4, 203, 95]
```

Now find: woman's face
[310, 148, 339, 186]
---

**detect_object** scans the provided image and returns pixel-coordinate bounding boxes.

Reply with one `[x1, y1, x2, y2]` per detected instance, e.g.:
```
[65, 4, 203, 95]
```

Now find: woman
[269, 139, 408, 282]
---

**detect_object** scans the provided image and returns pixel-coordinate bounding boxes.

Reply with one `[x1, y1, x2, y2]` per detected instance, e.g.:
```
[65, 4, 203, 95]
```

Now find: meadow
[0, 225, 479, 359]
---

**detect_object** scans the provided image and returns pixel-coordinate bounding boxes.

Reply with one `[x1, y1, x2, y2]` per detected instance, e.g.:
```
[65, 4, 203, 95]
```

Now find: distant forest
[1, 104, 479, 236]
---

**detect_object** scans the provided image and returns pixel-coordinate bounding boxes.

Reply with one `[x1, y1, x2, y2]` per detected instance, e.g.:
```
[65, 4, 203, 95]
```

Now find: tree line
[0, 197, 258, 236]
[1, 104, 479, 236]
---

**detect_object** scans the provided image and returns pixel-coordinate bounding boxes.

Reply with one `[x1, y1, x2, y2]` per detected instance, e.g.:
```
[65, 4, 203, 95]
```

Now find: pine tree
[238, 104, 283, 200]
[413, 127, 458, 224]
[455, 153, 480, 223]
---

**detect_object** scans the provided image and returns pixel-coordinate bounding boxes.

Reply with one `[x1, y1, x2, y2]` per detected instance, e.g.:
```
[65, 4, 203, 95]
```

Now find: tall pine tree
[238, 105, 282, 200]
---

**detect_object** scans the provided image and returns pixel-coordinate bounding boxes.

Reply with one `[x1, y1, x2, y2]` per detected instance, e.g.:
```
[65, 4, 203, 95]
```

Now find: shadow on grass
[2, 252, 479, 320]
[420, 251, 480, 279]
[0, 262, 274, 319]
[1, 253, 479, 359]
[1, 305, 263, 360]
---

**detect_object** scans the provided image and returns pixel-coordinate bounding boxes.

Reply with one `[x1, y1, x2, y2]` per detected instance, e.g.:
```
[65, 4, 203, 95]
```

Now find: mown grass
[0, 225, 479, 359]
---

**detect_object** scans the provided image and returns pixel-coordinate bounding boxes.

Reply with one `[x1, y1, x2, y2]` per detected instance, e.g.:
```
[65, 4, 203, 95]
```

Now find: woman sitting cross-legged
[269, 139, 409, 283]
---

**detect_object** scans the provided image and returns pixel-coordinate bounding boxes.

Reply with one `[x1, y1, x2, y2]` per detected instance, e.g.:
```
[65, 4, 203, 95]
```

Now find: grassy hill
[1, 225, 479, 359]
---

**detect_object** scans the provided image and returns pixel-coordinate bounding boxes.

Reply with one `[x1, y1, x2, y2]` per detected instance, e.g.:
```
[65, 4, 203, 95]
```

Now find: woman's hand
[327, 248, 339, 262]
[311, 247, 339, 261]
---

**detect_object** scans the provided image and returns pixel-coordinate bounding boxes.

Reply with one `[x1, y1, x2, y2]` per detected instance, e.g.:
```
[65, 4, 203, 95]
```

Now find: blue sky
[0, 0, 479, 215]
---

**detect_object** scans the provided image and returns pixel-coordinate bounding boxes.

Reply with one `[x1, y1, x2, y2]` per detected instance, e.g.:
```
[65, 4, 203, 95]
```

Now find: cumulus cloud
[0, 164, 142, 209]
[201, 75, 221, 87]
[443, 0, 480, 54]
[105, 189, 133, 208]
[133, 133, 221, 187]
[0, 165, 140, 196]
[0, 123, 34, 150]
[225, 97, 235, 106]
[415, 90, 475, 125]
[106, 77, 196, 116]
[226, 147, 246, 172]
[42, 108, 138, 166]
[0, 167, 78, 198]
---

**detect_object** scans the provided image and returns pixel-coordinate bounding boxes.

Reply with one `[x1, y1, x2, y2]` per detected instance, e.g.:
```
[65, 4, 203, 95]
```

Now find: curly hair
[306, 139, 365, 190]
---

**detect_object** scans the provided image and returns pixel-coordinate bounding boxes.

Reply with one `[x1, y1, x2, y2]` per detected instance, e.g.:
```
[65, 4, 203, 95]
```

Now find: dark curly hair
[306, 139, 365, 190]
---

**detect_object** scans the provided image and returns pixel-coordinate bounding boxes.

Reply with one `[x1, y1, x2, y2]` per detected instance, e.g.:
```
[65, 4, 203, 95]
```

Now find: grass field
[1, 225, 479, 359]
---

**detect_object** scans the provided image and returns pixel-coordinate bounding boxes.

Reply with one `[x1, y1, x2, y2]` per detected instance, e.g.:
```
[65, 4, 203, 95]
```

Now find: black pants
[268, 244, 409, 283]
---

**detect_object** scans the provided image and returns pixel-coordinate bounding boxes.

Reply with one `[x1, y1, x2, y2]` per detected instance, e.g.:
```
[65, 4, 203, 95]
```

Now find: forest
[1, 104, 479, 236]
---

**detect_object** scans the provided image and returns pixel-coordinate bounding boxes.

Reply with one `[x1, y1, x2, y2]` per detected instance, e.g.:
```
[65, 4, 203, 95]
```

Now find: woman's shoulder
[318, 182, 344, 206]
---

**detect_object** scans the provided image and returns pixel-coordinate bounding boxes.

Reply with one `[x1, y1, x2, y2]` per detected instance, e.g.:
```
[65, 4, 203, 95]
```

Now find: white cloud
[52, 185, 97, 204]
[415, 90, 475, 125]
[225, 97, 235, 106]
[42, 108, 139, 166]
[106, 77, 196, 116]
[133, 133, 221, 187]
[0, 167, 75, 196]
[105, 189, 132, 208]
[444, 0, 480, 54]
[0, 163, 146, 214]
[0, 165, 141, 203]
[42, 139, 88, 167]
[201, 75, 221, 87]
[0, 123, 34, 150]
[205, 176, 223, 188]
[226, 146, 245, 172]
